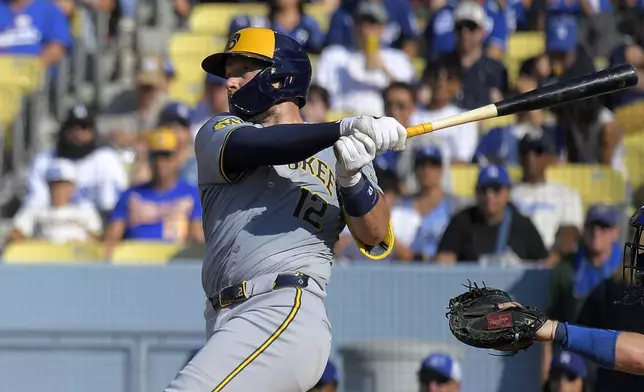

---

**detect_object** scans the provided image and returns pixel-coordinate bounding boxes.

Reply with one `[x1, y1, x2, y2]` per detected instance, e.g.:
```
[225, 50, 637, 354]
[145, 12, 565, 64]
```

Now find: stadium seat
[189, 3, 268, 35]
[168, 55, 210, 106]
[479, 114, 517, 133]
[448, 165, 522, 198]
[305, 2, 331, 33]
[0, 55, 45, 93]
[614, 101, 644, 136]
[2, 241, 105, 264]
[169, 33, 226, 58]
[171, 245, 206, 261]
[506, 32, 545, 61]
[326, 110, 355, 122]
[545, 164, 627, 207]
[110, 241, 186, 265]
[624, 133, 644, 190]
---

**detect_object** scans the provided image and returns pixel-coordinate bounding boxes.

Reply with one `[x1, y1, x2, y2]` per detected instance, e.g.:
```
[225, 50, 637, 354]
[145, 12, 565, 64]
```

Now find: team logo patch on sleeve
[214, 117, 243, 131]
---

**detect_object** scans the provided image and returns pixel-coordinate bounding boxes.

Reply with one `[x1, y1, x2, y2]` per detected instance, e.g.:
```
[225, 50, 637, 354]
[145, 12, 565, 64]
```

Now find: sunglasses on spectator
[149, 151, 174, 159]
[550, 369, 580, 382]
[419, 371, 451, 385]
[455, 21, 479, 32]
[385, 100, 412, 110]
[476, 184, 504, 194]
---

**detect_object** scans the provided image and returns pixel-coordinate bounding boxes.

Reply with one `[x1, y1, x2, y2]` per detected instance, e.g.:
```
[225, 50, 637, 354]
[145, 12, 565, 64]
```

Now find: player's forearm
[547, 321, 644, 374]
[346, 196, 390, 245]
[223, 122, 340, 173]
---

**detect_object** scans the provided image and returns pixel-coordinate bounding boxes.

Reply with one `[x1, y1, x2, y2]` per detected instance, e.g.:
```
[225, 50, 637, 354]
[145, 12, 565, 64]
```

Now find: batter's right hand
[339, 115, 407, 153]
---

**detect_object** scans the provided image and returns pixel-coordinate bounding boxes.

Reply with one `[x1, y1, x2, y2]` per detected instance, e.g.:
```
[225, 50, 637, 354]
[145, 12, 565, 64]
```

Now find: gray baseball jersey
[195, 113, 381, 297]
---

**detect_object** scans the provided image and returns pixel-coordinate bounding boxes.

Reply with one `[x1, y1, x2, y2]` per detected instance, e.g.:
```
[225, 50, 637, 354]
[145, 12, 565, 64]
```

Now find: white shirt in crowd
[337, 204, 421, 260]
[314, 45, 414, 116]
[24, 147, 128, 211]
[409, 104, 479, 163]
[12, 204, 103, 243]
[511, 182, 584, 249]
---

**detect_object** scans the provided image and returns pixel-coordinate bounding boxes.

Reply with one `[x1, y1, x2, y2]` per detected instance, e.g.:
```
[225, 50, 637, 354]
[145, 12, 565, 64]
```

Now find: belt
[209, 272, 310, 310]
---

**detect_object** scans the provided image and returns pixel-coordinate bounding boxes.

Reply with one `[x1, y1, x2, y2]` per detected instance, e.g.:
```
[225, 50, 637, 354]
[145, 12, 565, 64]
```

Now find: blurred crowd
[1, 0, 644, 389]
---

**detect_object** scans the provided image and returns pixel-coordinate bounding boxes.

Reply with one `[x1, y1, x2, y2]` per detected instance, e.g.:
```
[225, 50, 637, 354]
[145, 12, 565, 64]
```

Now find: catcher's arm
[502, 304, 644, 376]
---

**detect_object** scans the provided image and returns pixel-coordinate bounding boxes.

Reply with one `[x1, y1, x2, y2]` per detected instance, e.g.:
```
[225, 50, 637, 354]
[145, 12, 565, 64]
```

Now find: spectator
[473, 77, 547, 165]
[301, 84, 330, 123]
[229, 0, 326, 54]
[428, 1, 508, 111]
[189, 73, 229, 139]
[412, 55, 478, 164]
[435, 164, 548, 264]
[395, 146, 466, 262]
[103, 128, 204, 256]
[0, 0, 72, 67]
[424, 0, 508, 62]
[9, 159, 102, 244]
[308, 360, 339, 392]
[25, 104, 127, 217]
[131, 103, 196, 186]
[418, 352, 462, 392]
[607, 10, 644, 110]
[326, 0, 420, 56]
[544, 351, 588, 392]
[518, 16, 595, 91]
[542, 204, 622, 381]
[315, 0, 414, 116]
[102, 53, 171, 134]
[511, 131, 584, 264]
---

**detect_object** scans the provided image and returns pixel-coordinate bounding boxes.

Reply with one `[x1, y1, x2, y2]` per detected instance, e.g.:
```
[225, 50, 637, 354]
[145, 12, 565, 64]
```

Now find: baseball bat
[406, 63, 638, 138]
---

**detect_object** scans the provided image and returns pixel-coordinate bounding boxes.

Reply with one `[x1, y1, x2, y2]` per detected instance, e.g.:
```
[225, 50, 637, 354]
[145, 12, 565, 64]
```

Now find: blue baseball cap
[158, 102, 192, 127]
[476, 164, 511, 188]
[374, 151, 399, 173]
[551, 350, 587, 379]
[419, 353, 462, 382]
[586, 204, 620, 227]
[414, 145, 443, 166]
[317, 360, 339, 385]
[205, 72, 227, 85]
[546, 16, 578, 53]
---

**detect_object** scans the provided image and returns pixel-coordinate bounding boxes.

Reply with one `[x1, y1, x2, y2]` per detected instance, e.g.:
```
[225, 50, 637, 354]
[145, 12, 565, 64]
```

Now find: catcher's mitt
[446, 281, 547, 355]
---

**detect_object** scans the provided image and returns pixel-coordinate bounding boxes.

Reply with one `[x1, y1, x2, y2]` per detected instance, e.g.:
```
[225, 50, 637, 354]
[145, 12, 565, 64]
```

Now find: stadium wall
[0, 263, 551, 392]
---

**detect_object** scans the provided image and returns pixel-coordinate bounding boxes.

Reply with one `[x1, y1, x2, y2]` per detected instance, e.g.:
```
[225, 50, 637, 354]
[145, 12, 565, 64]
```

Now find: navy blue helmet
[201, 27, 312, 120]
[622, 206, 644, 304]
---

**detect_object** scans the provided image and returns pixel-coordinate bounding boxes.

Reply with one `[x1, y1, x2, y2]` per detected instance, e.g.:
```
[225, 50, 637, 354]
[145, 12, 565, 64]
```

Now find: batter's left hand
[334, 133, 376, 187]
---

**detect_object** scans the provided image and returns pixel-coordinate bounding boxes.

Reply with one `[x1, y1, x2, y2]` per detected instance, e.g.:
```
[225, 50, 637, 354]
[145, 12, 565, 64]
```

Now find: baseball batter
[164, 27, 407, 392]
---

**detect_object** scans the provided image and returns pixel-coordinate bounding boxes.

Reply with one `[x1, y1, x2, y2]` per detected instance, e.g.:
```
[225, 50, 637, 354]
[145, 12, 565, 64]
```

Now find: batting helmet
[201, 27, 312, 120]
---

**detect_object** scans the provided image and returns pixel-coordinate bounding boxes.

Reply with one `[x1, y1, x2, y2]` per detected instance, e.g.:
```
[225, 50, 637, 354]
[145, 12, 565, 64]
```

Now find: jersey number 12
[293, 188, 327, 231]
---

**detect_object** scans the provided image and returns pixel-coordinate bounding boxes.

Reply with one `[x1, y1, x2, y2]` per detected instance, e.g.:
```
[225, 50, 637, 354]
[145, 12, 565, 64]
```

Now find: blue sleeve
[46, 3, 72, 48]
[424, 7, 455, 60]
[326, 9, 352, 47]
[303, 15, 326, 54]
[394, 0, 420, 39]
[109, 190, 131, 221]
[189, 188, 202, 221]
[486, 9, 508, 51]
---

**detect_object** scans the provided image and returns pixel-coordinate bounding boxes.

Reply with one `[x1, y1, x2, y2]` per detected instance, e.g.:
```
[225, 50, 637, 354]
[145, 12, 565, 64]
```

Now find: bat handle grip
[406, 123, 433, 138]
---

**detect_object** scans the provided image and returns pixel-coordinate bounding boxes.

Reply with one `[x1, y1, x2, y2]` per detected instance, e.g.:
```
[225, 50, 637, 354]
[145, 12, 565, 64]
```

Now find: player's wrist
[339, 173, 379, 217]
[337, 171, 362, 188]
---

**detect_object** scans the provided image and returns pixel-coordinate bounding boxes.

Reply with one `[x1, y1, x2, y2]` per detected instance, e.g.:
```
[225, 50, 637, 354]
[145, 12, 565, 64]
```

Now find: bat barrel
[495, 64, 638, 117]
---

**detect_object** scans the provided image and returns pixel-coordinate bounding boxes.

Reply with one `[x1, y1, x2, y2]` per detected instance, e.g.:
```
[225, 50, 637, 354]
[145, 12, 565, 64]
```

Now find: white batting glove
[339, 115, 407, 153]
[334, 133, 377, 188]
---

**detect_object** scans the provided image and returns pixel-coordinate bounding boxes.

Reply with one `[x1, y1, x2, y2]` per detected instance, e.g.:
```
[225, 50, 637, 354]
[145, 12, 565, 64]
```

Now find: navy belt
[210, 273, 310, 310]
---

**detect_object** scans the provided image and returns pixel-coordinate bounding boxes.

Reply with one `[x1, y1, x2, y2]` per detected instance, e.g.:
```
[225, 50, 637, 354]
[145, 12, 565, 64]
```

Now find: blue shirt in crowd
[424, 0, 508, 60]
[407, 197, 453, 260]
[228, 14, 325, 54]
[326, 0, 419, 49]
[109, 181, 202, 242]
[0, 0, 71, 56]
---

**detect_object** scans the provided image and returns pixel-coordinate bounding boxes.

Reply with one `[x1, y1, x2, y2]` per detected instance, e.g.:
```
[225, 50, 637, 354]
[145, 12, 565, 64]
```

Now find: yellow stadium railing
[110, 241, 186, 265]
[2, 241, 105, 264]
